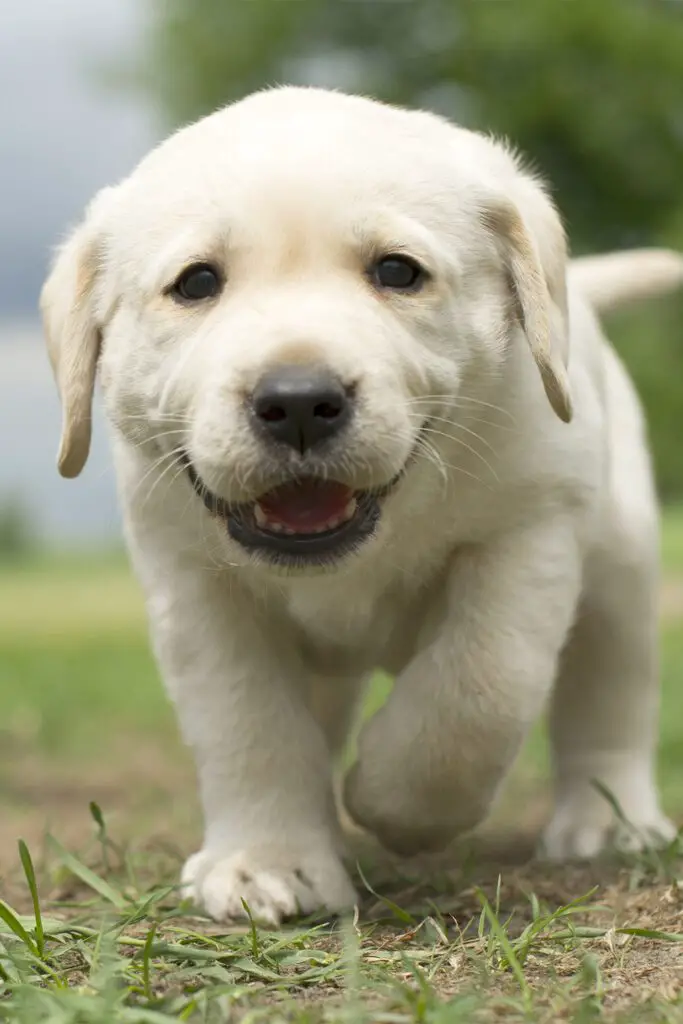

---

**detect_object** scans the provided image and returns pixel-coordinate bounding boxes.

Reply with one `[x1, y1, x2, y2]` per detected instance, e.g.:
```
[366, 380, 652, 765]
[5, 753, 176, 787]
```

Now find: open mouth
[179, 416, 431, 565]
[181, 458, 397, 564]
[230, 478, 382, 562]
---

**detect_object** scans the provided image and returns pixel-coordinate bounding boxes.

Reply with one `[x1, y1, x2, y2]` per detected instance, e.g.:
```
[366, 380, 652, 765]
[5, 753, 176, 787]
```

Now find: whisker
[128, 449, 179, 506]
[411, 416, 500, 456]
[407, 393, 516, 423]
[420, 426, 499, 482]
[117, 411, 195, 425]
[126, 428, 189, 452]
[412, 441, 491, 490]
[413, 437, 448, 487]
[414, 412, 517, 436]
[142, 450, 189, 510]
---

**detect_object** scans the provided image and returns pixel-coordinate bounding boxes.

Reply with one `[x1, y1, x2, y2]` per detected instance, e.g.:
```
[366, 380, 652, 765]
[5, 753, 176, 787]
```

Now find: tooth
[254, 504, 268, 528]
[343, 498, 357, 521]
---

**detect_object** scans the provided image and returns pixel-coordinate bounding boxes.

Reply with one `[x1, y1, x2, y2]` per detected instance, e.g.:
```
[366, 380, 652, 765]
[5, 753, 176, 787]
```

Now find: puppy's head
[42, 87, 571, 571]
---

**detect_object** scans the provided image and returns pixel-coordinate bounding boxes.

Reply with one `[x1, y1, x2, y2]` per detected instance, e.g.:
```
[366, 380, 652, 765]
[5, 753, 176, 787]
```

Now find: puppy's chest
[285, 581, 423, 675]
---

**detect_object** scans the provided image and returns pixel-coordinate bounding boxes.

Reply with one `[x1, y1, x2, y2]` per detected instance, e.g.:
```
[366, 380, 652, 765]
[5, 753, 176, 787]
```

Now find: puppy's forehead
[139, 87, 449, 183]
[115, 88, 499, 246]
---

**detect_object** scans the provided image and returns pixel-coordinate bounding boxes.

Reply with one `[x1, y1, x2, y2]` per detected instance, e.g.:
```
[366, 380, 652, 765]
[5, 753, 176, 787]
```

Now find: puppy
[41, 87, 683, 924]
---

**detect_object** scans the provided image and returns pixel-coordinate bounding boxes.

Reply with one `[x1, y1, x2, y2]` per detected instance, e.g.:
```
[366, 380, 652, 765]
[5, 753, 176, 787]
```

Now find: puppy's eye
[172, 263, 222, 302]
[372, 255, 426, 292]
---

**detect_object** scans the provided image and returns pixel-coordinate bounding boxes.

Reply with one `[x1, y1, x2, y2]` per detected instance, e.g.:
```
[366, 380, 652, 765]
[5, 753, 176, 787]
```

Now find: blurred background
[1, 0, 682, 863]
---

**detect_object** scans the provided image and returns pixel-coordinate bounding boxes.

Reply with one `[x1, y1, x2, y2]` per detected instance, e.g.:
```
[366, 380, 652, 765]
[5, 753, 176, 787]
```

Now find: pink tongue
[257, 481, 354, 532]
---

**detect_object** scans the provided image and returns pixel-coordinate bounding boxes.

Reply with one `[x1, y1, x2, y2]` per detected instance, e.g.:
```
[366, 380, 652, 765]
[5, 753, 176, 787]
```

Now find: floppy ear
[40, 193, 112, 478]
[483, 195, 572, 423]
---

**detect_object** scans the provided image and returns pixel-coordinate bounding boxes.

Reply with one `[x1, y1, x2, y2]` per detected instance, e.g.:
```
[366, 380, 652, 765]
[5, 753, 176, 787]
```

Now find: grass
[1, 510, 683, 1021]
[3, 833, 683, 1022]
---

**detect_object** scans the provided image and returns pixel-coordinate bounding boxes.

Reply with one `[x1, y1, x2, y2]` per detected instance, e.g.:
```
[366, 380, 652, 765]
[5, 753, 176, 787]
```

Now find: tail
[568, 248, 683, 314]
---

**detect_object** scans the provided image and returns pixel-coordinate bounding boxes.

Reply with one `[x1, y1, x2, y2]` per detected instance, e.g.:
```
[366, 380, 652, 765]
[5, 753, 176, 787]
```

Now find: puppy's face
[41, 88, 571, 571]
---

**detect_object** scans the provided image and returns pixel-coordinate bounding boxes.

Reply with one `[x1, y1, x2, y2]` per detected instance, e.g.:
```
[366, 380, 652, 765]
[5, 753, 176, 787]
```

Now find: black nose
[252, 366, 352, 453]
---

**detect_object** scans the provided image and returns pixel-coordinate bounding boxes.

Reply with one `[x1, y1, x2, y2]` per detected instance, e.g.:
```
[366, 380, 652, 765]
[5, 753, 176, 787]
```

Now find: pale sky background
[0, 0, 159, 543]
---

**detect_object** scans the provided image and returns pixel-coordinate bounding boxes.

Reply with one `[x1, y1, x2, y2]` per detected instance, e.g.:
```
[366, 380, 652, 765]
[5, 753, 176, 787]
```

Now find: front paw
[181, 845, 357, 925]
[343, 760, 483, 857]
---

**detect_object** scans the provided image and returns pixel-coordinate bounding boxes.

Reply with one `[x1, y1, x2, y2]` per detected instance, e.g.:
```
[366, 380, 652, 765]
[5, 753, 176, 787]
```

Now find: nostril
[314, 401, 343, 420]
[258, 403, 287, 423]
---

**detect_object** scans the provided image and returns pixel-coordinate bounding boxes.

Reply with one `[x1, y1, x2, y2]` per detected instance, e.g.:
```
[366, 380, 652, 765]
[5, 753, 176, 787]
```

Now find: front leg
[344, 520, 581, 855]
[140, 562, 356, 924]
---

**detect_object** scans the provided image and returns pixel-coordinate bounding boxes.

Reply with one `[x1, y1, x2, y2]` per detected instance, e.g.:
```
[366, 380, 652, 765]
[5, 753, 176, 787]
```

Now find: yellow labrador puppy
[42, 87, 683, 924]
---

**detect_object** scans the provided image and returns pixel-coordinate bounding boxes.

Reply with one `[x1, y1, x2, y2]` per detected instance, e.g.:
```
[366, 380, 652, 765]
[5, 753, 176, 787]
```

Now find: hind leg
[543, 507, 675, 858]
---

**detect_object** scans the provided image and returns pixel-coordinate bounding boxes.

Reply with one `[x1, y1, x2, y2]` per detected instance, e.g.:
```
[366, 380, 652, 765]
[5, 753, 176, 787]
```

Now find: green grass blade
[241, 898, 260, 958]
[356, 862, 415, 924]
[617, 927, 683, 942]
[17, 840, 45, 958]
[89, 800, 114, 872]
[0, 900, 37, 955]
[46, 835, 128, 909]
[590, 779, 631, 826]
[476, 889, 529, 1001]
[141, 923, 157, 1000]
[89, 800, 106, 831]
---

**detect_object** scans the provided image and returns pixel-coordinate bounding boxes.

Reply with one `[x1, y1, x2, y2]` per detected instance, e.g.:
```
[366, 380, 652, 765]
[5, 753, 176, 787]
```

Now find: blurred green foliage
[0, 500, 35, 563]
[141, 0, 683, 496]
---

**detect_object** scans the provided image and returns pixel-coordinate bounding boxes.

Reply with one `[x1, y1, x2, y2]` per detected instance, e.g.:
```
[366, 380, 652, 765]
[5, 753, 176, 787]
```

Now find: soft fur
[42, 87, 683, 924]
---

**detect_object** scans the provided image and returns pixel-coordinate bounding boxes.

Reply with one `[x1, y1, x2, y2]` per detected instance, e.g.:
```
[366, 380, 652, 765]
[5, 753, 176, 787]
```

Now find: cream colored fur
[41, 87, 682, 924]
